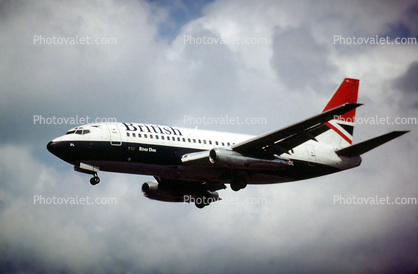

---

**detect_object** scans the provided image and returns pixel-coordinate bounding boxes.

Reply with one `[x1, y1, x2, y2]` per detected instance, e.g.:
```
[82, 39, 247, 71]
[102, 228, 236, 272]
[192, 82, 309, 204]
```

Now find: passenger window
[138, 134, 142, 138]
[150, 135, 153, 139]
[183, 138, 186, 142]
[193, 139, 196, 143]
[144, 134, 147, 138]
[198, 140, 201, 144]
[227, 142, 230, 146]
[215, 141, 219, 145]
[203, 140, 206, 144]
[188, 138, 191, 142]
[161, 136, 164, 140]
[177, 137, 180, 141]
[133, 133, 136, 137]
[222, 142, 225, 146]
[209, 141, 212, 145]
[126, 132, 130, 137]
[156, 135, 159, 139]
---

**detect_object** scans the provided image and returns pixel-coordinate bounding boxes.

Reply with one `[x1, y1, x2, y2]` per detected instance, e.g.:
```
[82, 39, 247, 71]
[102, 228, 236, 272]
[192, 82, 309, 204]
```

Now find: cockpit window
[65, 128, 91, 135]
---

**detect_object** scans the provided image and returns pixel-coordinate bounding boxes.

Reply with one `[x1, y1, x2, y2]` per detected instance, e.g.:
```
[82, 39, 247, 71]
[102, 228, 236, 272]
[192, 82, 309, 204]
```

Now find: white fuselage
[48, 122, 361, 185]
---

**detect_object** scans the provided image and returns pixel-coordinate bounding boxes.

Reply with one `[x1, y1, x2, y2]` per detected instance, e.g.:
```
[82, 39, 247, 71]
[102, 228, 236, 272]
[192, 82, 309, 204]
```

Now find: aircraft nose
[47, 141, 55, 154]
[47, 140, 70, 161]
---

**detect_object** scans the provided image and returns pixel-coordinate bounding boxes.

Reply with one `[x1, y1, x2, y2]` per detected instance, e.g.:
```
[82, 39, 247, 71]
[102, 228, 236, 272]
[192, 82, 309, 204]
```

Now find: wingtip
[341, 102, 363, 109]
[345, 102, 363, 107]
[394, 130, 410, 136]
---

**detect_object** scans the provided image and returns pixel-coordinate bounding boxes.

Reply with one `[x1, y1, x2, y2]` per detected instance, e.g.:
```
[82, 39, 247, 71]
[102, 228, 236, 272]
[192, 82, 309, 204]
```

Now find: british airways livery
[47, 79, 408, 208]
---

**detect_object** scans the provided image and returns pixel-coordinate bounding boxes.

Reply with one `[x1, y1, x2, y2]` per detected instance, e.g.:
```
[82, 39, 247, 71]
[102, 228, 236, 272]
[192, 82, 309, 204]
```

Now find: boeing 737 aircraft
[47, 79, 408, 208]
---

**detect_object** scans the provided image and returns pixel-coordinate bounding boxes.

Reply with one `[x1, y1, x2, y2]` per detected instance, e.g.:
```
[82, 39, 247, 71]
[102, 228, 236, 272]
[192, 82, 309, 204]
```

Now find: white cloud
[1, 0, 417, 272]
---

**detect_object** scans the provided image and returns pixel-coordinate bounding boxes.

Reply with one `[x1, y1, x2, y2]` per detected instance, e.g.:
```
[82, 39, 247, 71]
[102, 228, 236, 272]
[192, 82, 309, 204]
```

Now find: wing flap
[232, 103, 362, 156]
[271, 123, 330, 154]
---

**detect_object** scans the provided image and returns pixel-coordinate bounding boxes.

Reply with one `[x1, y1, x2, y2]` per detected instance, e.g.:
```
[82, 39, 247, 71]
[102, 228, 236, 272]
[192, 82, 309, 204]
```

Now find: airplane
[47, 78, 408, 208]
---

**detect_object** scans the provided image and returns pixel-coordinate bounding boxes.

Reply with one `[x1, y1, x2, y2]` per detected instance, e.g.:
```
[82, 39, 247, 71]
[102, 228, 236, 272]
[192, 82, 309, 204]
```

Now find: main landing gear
[194, 196, 212, 209]
[90, 174, 100, 185]
[230, 177, 247, 191]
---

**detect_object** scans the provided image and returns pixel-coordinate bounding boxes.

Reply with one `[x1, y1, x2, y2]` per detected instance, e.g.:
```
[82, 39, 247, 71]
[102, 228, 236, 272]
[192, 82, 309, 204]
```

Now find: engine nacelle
[141, 181, 186, 202]
[141, 181, 221, 208]
[209, 148, 289, 170]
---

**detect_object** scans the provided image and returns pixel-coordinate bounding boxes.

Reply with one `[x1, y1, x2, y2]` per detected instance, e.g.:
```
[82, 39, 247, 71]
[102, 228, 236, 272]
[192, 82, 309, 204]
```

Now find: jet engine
[209, 148, 289, 170]
[141, 181, 186, 202]
[141, 181, 220, 208]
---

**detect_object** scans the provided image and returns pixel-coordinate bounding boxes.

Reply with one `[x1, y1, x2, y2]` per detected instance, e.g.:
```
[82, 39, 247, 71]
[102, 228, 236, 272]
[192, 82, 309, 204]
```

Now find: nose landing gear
[90, 174, 100, 185]
[74, 163, 101, 185]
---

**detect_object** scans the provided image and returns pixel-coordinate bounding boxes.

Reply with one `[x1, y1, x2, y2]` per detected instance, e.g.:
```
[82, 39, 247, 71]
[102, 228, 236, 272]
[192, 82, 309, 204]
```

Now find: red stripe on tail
[322, 78, 359, 122]
[324, 122, 352, 144]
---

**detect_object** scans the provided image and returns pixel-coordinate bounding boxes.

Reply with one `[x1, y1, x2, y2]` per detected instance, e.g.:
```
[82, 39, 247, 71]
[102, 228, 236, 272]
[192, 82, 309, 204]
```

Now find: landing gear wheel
[195, 195, 212, 209]
[230, 177, 247, 191]
[90, 176, 100, 185]
[230, 181, 241, 191]
[195, 200, 205, 209]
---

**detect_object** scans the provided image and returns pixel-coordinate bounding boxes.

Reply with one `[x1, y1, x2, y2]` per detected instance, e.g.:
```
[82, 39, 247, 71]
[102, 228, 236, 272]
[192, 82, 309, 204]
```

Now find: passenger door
[107, 124, 122, 146]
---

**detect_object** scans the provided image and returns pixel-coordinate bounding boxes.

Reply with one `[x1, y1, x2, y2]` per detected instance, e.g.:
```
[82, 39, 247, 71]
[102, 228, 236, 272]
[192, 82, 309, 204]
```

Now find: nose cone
[47, 141, 60, 157]
[47, 140, 72, 162]
[47, 141, 55, 154]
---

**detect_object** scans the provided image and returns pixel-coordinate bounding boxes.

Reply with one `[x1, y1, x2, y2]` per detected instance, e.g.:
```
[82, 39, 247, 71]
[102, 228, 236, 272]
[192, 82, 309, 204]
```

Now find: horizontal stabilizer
[336, 131, 409, 157]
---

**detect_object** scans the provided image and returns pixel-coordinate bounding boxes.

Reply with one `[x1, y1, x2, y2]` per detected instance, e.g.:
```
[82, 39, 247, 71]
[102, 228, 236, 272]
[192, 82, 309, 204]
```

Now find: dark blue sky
[148, 0, 215, 40]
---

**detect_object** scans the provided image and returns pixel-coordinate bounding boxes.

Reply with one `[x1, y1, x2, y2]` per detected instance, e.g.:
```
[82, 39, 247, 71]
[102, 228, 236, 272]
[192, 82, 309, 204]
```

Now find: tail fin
[318, 78, 359, 148]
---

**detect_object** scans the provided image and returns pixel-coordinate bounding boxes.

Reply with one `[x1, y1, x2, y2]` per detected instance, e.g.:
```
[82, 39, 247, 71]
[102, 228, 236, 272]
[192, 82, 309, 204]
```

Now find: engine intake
[141, 181, 185, 202]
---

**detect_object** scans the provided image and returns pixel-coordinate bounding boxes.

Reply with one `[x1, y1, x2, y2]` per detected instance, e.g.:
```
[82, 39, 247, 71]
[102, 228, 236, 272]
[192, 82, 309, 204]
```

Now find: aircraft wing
[180, 103, 362, 164]
[232, 103, 362, 156]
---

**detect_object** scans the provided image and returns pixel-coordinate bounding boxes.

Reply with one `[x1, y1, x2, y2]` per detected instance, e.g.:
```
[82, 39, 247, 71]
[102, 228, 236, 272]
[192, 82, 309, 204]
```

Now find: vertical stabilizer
[318, 78, 359, 148]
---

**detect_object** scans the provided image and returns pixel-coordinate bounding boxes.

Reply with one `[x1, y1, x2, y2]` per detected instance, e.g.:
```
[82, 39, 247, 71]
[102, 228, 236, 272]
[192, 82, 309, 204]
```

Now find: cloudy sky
[1, 0, 417, 272]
